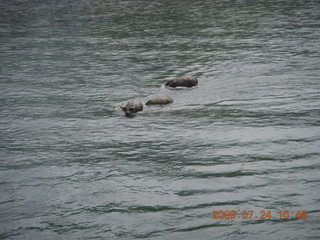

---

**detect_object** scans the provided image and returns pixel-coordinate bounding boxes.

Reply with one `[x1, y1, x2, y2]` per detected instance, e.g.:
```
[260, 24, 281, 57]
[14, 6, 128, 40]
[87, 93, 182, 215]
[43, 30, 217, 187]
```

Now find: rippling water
[1, 0, 320, 239]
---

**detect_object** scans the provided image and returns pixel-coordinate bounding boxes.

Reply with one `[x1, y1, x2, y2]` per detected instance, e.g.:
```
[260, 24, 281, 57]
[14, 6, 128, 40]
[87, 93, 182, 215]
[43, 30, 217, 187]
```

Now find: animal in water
[120, 99, 143, 117]
[165, 75, 198, 88]
[146, 96, 173, 105]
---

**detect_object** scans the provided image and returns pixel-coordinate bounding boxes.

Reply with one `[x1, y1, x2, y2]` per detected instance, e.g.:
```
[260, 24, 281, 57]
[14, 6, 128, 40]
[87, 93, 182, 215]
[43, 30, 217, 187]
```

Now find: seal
[146, 96, 174, 105]
[165, 75, 198, 88]
[120, 99, 143, 117]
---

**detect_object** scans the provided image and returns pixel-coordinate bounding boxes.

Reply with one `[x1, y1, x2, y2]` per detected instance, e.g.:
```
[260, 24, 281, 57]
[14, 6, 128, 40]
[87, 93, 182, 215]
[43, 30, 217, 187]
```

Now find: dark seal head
[165, 75, 198, 88]
[120, 100, 143, 117]
[146, 96, 173, 105]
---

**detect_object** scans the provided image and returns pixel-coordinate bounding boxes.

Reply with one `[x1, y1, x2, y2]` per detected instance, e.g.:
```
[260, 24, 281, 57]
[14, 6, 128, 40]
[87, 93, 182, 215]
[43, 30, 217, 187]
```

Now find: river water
[1, 0, 320, 239]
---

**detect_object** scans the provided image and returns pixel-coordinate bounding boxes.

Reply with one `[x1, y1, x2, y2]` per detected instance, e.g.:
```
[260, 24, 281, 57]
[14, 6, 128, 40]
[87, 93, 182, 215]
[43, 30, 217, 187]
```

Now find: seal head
[120, 100, 143, 117]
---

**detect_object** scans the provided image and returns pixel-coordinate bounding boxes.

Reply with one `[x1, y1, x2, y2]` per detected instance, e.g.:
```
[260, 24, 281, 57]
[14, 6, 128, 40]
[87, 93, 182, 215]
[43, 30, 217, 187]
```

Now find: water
[1, 0, 320, 239]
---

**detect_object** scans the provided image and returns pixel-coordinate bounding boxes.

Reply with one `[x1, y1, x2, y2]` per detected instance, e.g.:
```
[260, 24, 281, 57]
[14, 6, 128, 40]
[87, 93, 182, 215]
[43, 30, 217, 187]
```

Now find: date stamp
[211, 210, 308, 220]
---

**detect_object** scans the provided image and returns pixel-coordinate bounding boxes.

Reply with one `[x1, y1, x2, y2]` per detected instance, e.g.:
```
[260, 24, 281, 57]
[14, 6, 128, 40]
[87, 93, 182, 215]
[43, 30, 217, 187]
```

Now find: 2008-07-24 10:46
[211, 210, 308, 220]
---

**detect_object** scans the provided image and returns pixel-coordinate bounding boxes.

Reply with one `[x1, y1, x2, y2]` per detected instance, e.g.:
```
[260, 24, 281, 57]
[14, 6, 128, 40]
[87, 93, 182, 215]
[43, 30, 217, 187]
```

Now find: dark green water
[1, 0, 320, 239]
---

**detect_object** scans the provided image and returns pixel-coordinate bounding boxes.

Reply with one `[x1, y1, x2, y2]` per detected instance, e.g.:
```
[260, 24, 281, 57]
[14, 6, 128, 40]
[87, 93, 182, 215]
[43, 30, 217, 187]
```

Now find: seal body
[146, 96, 173, 105]
[120, 100, 143, 117]
[165, 75, 198, 88]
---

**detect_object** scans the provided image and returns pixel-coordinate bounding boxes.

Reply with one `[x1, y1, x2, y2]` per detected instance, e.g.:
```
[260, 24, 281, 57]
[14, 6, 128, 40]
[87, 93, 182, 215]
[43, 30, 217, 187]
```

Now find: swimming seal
[146, 96, 174, 105]
[165, 75, 198, 88]
[120, 100, 143, 117]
